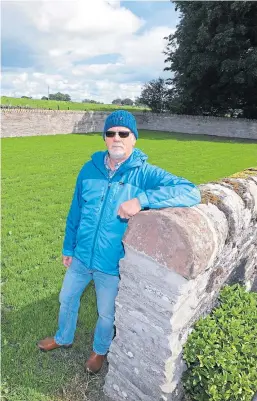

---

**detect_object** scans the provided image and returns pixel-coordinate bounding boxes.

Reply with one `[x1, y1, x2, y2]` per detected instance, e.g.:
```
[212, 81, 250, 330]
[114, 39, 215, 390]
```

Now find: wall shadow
[137, 130, 257, 144]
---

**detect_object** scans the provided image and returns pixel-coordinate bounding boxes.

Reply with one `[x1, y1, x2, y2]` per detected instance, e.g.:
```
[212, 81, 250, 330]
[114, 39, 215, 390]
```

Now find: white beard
[109, 147, 126, 160]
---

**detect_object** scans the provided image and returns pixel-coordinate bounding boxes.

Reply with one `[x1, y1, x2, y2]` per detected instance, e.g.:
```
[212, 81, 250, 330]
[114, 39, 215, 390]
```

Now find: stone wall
[1, 108, 257, 139]
[1, 109, 106, 138]
[136, 112, 257, 140]
[103, 168, 257, 401]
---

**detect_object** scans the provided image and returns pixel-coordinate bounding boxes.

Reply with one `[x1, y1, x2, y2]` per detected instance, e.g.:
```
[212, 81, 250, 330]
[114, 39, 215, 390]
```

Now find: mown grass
[2, 131, 256, 401]
[1, 96, 148, 112]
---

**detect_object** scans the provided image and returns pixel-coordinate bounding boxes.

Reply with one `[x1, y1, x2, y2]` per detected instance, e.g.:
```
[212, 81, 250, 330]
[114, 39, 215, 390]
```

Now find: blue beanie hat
[103, 110, 138, 139]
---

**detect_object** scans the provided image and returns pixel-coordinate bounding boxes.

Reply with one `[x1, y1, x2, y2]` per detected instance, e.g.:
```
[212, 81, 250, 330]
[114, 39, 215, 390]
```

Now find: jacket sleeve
[62, 170, 83, 256]
[137, 165, 201, 209]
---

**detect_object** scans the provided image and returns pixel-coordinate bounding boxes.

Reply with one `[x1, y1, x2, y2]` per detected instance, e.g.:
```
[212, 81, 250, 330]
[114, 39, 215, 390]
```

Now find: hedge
[183, 284, 257, 401]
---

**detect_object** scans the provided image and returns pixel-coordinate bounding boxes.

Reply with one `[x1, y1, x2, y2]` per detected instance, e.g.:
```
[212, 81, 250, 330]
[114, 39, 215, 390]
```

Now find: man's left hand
[118, 198, 141, 219]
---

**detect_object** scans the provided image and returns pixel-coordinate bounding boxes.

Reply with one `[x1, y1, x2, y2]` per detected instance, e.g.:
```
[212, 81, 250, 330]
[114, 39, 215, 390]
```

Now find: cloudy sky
[1, 0, 179, 103]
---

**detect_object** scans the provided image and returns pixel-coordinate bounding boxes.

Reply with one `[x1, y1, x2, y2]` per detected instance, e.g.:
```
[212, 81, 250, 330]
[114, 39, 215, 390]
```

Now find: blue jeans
[54, 256, 120, 355]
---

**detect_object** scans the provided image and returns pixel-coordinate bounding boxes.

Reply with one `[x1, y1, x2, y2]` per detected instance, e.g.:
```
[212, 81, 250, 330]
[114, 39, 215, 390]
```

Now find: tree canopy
[82, 99, 103, 104]
[112, 98, 122, 105]
[138, 78, 170, 113]
[164, 1, 257, 118]
[112, 98, 134, 106]
[48, 92, 71, 101]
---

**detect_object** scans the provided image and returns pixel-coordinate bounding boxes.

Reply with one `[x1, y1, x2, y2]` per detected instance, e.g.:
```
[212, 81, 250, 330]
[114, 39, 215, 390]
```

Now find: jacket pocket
[81, 178, 106, 215]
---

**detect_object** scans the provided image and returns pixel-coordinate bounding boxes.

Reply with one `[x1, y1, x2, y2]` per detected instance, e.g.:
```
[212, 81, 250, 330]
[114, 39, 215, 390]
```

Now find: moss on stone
[200, 190, 222, 206]
[229, 167, 257, 180]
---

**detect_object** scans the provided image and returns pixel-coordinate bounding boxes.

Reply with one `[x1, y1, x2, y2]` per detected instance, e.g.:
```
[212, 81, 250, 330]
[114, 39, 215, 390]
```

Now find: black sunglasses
[105, 130, 131, 138]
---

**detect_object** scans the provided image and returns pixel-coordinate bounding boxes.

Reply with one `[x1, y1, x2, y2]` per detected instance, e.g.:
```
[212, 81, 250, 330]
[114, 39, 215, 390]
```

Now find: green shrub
[183, 284, 257, 401]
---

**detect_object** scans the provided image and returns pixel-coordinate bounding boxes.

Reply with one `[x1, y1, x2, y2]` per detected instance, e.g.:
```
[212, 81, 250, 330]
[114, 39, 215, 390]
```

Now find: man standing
[38, 110, 201, 373]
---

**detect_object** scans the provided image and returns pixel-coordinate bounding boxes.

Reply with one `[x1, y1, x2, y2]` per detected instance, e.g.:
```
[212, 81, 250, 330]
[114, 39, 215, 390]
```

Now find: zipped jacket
[62, 148, 201, 275]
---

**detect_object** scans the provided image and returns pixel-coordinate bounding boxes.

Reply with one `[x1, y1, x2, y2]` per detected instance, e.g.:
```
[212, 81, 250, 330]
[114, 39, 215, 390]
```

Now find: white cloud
[2, 0, 176, 102]
[121, 26, 175, 67]
[71, 63, 122, 77]
[25, 0, 142, 36]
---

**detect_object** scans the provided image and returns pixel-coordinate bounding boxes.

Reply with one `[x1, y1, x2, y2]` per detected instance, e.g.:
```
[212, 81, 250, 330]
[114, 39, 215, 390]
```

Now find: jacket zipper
[89, 179, 111, 269]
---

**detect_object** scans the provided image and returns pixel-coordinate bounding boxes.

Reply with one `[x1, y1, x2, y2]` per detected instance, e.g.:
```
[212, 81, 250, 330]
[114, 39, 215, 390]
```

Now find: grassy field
[1, 96, 148, 112]
[2, 131, 256, 401]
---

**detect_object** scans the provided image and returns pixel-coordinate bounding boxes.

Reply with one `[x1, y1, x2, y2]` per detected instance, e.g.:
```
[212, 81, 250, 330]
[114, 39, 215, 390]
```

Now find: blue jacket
[62, 148, 201, 275]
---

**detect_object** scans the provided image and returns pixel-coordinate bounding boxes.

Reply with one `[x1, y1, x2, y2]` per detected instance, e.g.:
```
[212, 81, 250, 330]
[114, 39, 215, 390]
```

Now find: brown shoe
[37, 337, 72, 352]
[85, 351, 105, 374]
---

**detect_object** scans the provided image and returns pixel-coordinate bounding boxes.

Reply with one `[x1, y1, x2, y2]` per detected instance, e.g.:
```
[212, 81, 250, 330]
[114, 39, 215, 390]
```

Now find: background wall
[1, 109, 257, 139]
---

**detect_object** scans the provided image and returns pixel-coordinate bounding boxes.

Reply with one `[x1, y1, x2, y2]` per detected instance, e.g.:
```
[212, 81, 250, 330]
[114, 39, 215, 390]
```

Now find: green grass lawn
[2, 131, 256, 401]
[1, 96, 148, 112]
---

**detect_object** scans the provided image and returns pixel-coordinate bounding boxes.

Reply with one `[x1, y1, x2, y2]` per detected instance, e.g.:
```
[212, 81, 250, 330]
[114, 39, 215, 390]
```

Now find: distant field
[1, 96, 148, 112]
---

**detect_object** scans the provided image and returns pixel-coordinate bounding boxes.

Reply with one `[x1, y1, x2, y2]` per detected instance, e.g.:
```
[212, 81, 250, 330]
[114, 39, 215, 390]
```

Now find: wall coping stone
[123, 168, 257, 280]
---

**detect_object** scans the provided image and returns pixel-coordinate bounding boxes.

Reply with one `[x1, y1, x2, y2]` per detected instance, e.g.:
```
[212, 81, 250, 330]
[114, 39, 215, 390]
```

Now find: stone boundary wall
[103, 168, 257, 401]
[1, 108, 257, 139]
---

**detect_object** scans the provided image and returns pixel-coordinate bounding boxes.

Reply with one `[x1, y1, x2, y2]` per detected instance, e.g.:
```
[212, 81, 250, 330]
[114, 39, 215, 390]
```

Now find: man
[38, 110, 201, 373]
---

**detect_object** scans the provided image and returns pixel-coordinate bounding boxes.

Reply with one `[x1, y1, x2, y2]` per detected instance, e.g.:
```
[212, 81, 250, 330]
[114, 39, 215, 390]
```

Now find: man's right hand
[62, 255, 73, 268]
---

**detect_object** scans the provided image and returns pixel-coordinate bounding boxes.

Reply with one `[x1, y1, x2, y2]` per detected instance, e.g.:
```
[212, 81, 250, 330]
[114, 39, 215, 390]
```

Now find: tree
[138, 78, 170, 113]
[82, 98, 93, 103]
[121, 98, 134, 106]
[164, 1, 257, 118]
[82, 99, 103, 104]
[134, 97, 147, 107]
[21, 96, 32, 99]
[112, 99, 122, 105]
[49, 92, 71, 101]
[41, 96, 48, 100]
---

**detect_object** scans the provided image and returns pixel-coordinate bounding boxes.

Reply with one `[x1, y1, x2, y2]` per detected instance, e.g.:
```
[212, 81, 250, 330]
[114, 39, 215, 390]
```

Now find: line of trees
[39, 94, 138, 106]
[138, 1, 257, 118]
[21, 94, 144, 107]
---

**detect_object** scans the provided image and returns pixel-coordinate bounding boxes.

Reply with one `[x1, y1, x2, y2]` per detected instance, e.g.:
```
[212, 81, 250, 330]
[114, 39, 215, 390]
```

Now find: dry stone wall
[1, 108, 257, 139]
[1, 109, 106, 138]
[103, 168, 257, 401]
